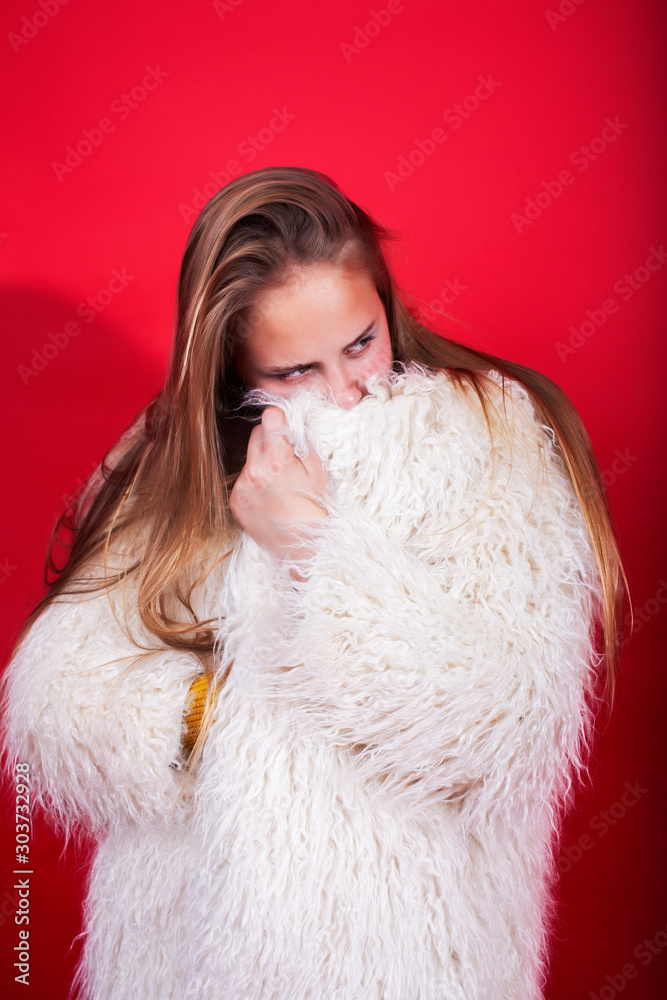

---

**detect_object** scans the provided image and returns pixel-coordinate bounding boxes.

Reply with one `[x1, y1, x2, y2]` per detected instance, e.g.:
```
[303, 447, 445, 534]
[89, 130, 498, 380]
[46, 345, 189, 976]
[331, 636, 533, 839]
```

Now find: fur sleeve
[1, 576, 200, 836]
[234, 372, 604, 819]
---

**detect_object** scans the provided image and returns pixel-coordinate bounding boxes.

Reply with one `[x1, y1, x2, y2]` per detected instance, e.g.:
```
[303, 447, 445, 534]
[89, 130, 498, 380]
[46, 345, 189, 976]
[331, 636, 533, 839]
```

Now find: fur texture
[1, 368, 602, 999]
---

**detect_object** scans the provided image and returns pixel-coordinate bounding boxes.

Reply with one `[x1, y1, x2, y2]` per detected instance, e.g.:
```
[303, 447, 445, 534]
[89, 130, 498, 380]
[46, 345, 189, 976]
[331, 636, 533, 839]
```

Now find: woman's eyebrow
[265, 317, 378, 375]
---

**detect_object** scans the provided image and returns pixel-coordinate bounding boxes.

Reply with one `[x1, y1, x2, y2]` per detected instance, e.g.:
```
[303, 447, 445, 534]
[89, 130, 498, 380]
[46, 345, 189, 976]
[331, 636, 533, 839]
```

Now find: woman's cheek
[363, 340, 394, 383]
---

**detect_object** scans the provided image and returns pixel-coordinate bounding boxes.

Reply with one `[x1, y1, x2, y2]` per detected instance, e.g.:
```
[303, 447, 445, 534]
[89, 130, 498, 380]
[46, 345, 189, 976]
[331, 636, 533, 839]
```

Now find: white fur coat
[2, 368, 602, 1000]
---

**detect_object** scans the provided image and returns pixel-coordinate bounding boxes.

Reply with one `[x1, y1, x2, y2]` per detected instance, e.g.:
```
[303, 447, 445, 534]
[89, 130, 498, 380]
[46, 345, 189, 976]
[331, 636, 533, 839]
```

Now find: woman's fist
[229, 406, 329, 563]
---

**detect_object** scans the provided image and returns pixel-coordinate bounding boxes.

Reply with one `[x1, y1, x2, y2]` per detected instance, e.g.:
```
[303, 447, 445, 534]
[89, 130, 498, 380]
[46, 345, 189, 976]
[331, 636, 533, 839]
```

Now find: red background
[1, 1, 665, 996]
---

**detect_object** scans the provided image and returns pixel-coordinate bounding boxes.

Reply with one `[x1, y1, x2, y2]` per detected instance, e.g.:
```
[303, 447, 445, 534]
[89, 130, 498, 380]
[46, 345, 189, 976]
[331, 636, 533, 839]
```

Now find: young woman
[2, 166, 626, 999]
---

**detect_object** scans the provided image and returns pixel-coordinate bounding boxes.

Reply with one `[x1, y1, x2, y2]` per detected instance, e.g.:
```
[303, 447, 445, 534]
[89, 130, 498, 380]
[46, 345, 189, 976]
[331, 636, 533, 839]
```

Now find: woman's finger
[255, 406, 298, 465]
[244, 411, 298, 478]
[261, 405, 287, 433]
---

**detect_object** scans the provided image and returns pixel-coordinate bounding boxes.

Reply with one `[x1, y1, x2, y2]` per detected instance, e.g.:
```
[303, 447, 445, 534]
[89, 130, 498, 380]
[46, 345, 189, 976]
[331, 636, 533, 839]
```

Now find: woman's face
[233, 264, 394, 408]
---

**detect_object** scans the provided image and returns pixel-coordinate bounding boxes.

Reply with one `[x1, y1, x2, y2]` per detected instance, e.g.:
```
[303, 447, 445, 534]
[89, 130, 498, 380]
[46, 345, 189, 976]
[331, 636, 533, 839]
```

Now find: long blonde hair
[13, 166, 628, 764]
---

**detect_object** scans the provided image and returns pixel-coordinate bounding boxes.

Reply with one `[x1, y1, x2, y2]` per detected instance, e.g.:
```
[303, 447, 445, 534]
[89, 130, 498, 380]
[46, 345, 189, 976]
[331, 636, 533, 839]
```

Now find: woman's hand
[229, 406, 329, 563]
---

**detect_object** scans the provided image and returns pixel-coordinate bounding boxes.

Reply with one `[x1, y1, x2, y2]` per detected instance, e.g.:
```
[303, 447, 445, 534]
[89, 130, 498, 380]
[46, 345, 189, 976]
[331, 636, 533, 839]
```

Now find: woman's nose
[335, 384, 362, 409]
[319, 369, 362, 409]
[320, 366, 364, 410]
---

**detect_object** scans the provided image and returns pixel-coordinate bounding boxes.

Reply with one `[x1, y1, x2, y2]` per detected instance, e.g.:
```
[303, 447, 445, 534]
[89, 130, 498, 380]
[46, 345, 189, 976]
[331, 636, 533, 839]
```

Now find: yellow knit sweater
[181, 674, 208, 759]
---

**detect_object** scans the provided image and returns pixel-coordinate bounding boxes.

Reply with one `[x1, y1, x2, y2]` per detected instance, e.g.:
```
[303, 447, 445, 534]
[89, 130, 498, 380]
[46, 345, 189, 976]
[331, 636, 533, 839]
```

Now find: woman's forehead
[243, 267, 381, 352]
[255, 264, 377, 315]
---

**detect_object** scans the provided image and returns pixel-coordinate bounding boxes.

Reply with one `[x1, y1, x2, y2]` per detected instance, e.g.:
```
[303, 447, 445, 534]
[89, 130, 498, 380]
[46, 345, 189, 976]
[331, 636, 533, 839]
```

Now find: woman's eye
[273, 330, 376, 381]
[276, 367, 309, 382]
[346, 332, 375, 356]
